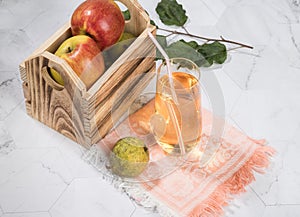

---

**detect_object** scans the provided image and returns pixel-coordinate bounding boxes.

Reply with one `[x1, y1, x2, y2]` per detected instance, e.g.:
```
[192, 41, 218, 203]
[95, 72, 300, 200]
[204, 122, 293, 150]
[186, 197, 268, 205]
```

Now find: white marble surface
[0, 0, 300, 216]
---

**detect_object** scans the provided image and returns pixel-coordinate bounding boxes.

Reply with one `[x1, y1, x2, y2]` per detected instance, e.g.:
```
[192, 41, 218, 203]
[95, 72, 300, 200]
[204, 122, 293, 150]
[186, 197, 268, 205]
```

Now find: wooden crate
[19, 0, 156, 148]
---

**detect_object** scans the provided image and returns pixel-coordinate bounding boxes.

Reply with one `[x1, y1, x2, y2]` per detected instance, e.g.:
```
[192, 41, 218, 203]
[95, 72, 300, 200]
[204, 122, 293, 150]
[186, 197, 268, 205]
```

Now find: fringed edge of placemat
[188, 143, 276, 217]
[82, 142, 275, 217]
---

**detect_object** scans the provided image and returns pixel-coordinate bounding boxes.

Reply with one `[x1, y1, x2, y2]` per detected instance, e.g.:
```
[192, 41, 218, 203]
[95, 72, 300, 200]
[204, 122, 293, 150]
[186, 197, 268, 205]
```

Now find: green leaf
[179, 39, 200, 50]
[122, 10, 131, 20]
[176, 40, 208, 66]
[157, 35, 168, 48]
[197, 41, 227, 66]
[156, 0, 188, 26]
[150, 19, 158, 28]
[164, 41, 205, 64]
[154, 39, 227, 67]
[155, 35, 168, 60]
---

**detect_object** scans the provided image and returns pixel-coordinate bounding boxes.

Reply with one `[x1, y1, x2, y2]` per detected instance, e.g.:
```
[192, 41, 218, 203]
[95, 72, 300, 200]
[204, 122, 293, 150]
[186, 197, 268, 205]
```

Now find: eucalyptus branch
[158, 27, 254, 49]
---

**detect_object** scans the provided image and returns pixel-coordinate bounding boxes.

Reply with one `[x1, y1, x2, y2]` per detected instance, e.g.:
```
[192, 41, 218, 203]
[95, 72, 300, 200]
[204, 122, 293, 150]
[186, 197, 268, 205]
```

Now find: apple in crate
[50, 35, 105, 89]
[71, 0, 125, 50]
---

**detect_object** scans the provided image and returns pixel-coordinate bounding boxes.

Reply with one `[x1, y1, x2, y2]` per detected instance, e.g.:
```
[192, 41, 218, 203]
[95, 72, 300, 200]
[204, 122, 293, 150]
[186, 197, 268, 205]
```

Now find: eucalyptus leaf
[156, 0, 188, 26]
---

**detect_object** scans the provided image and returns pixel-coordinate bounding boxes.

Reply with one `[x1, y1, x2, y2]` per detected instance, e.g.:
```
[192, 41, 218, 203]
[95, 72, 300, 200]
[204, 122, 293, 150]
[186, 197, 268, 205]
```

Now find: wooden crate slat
[86, 25, 155, 98]
[88, 56, 155, 128]
[91, 65, 156, 143]
[86, 29, 155, 111]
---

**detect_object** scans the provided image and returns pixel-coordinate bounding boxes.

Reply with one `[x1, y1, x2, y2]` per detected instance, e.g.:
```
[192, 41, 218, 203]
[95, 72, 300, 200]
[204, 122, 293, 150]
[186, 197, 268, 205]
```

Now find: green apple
[50, 35, 105, 89]
[110, 137, 149, 178]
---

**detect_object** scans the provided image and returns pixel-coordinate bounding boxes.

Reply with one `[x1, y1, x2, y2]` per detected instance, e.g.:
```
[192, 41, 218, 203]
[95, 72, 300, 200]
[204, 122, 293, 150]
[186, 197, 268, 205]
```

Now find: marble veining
[0, 0, 299, 216]
[0, 123, 15, 155]
[0, 79, 14, 88]
[243, 47, 265, 90]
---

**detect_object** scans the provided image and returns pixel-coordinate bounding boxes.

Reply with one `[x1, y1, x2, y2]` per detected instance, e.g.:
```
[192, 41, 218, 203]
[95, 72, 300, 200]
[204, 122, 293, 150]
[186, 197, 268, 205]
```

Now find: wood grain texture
[94, 64, 156, 143]
[25, 54, 88, 147]
[90, 61, 156, 143]
[19, 0, 156, 148]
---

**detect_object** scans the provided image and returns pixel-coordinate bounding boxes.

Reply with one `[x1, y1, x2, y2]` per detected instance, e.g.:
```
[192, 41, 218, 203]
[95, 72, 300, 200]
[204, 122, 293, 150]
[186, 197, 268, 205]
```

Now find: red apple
[71, 0, 125, 50]
[50, 35, 105, 89]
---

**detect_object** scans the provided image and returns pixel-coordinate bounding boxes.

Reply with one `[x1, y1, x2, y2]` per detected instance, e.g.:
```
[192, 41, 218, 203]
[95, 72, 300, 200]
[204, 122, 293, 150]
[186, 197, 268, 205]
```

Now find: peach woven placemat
[89, 99, 275, 217]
